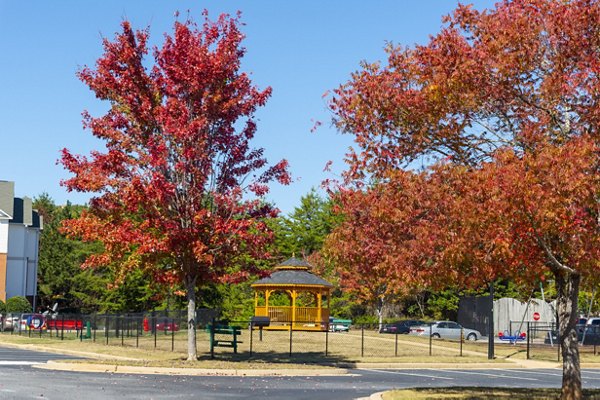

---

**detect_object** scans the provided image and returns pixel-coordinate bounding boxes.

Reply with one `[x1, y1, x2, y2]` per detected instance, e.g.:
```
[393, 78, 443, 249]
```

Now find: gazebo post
[317, 292, 322, 324]
[291, 290, 297, 330]
[265, 289, 271, 317]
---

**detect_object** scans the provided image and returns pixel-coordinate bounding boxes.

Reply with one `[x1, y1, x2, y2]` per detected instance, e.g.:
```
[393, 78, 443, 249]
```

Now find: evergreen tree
[273, 189, 336, 258]
[34, 194, 160, 313]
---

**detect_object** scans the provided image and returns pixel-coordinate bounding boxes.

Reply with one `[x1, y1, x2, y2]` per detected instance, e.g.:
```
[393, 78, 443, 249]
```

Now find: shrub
[5, 296, 32, 313]
[0, 299, 5, 314]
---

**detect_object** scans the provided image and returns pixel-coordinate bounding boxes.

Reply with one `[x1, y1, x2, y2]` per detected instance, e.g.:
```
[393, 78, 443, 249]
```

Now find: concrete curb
[34, 360, 350, 376]
[353, 362, 512, 369]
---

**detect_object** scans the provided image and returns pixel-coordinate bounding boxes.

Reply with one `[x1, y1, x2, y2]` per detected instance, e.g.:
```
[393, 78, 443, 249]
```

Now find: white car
[409, 320, 481, 341]
[328, 318, 351, 332]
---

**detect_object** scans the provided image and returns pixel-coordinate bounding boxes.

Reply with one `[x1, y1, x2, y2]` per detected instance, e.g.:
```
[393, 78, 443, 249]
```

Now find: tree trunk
[377, 296, 385, 332]
[186, 276, 197, 361]
[556, 271, 582, 400]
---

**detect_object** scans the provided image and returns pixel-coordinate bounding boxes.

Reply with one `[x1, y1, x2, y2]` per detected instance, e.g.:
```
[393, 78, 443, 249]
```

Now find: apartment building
[0, 181, 43, 305]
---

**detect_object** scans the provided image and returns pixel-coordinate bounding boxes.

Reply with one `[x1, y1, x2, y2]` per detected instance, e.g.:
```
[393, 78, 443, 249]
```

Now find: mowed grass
[382, 388, 600, 400]
[0, 327, 506, 366]
[4, 326, 599, 366]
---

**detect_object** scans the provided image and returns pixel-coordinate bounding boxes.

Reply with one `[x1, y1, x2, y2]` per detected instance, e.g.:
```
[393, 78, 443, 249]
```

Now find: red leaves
[61, 12, 289, 288]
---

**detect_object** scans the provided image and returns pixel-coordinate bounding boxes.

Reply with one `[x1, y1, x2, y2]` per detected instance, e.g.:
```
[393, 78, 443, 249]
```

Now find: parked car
[156, 321, 179, 331]
[379, 320, 427, 334]
[0, 314, 20, 331]
[586, 318, 600, 326]
[578, 318, 600, 345]
[2, 313, 47, 331]
[329, 317, 351, 332]
[409, 321, 482, 341]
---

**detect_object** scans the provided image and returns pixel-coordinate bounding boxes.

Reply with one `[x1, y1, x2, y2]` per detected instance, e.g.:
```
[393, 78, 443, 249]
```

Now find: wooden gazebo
[251, 257, 332, 331]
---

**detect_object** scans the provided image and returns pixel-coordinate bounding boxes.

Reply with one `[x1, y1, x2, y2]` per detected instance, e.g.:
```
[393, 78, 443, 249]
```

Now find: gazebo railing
[255, 306, 329, 328]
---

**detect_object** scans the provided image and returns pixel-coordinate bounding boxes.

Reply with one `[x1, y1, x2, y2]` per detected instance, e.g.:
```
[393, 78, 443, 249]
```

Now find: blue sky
[0, 1, 494, 215]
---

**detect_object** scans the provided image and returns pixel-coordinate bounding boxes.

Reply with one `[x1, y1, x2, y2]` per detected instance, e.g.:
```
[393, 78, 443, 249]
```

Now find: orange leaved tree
[330, 1, 600, 398]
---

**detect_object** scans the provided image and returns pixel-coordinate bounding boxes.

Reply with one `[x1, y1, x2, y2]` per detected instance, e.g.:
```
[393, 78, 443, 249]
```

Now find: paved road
[4, 366, 600, 399]
[0, 346, 82, 365]
[1, 348, 600, 399]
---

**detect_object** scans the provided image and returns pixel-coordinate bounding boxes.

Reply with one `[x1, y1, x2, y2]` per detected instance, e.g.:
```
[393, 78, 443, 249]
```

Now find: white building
[0, 181, 43, 306]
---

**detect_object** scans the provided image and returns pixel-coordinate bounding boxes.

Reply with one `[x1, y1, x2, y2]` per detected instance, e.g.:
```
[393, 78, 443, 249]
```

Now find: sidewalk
[34, 360, 351, 376]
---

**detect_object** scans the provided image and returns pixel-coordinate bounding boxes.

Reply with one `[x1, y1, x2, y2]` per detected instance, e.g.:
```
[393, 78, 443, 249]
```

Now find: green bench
[208, 325, 242, 357]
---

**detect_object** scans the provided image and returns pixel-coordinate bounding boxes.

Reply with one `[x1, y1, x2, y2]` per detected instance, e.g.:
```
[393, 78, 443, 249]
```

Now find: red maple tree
[60, 12, 289, 360]
[330, 1, 600, 397]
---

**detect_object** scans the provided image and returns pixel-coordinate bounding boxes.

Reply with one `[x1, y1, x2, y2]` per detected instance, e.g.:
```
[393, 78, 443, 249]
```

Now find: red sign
[533, 312, 541, 321]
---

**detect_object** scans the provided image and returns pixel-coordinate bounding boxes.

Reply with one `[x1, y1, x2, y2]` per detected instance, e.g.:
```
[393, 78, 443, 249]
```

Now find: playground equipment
[498, 330, 526, 344]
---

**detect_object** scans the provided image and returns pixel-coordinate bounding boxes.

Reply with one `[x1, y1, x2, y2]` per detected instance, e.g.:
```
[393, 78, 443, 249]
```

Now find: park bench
[208, 324, 242, 357]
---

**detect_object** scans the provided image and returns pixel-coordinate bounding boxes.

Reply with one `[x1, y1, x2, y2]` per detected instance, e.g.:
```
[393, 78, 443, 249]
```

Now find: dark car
[379, 319, 426, 334]
[578, 318, 600, 345]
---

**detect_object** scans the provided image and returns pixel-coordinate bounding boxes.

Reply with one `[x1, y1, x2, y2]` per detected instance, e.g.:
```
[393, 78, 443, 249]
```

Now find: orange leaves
[332, 0, 600, 180]
[326, 134, 600, 296]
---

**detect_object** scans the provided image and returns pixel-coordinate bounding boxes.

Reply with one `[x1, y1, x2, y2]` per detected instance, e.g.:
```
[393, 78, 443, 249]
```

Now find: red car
[155, 321, 179, 331]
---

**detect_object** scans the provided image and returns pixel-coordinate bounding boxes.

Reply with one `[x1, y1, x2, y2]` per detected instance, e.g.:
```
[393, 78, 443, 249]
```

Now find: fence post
[105, 315, 109, 345]
[61, 314, 65, 340]
[93, 314, 96, 343]
[460, 328, 463, 357]
[289, 324, 293, 358]
[121, 316, 125, 346]
[526, 322, 530, 360]
[325, 327, 329, 357]
[361, 325, 364, 358]
[171, 318, 175, 352]
[395, 332, 398, 357]
[153, 312, 157, 349]
[555, 312, 560, 362]
[136, 318, 139, 348]
[557, 321, 560, 362]
[429, 324, 432, 356]
[249, 321, 253, 357]
[210, 318, 215, 359]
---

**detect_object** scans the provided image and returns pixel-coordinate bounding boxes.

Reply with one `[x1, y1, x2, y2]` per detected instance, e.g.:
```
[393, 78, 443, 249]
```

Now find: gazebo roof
[252, 257, 333, 287]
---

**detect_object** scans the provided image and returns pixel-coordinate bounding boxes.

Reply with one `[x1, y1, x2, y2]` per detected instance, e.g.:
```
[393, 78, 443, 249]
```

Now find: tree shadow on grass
[198, 350, 357, 367]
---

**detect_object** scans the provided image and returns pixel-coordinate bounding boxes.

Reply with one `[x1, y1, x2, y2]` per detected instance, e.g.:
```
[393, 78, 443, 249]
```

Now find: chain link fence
[522, 322, 600, 362]
[0, 313, 479, 360]
[4, 312, 600, 362]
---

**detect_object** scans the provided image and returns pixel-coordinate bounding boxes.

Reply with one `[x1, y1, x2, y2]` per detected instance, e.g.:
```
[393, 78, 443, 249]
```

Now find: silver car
[0, 314, 20, 331]
[409, 320, 481, 341]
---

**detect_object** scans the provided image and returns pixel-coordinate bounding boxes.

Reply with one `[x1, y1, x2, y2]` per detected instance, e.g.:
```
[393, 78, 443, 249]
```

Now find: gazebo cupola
[251, 257, 332, 331]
